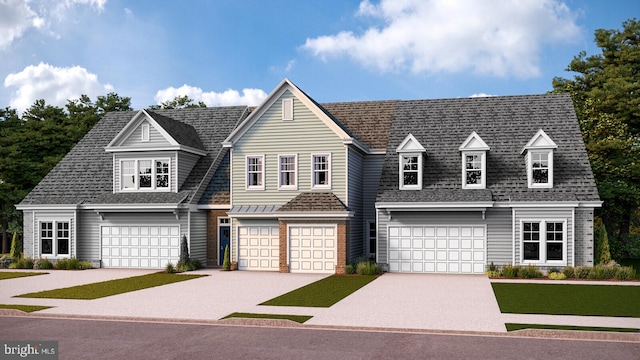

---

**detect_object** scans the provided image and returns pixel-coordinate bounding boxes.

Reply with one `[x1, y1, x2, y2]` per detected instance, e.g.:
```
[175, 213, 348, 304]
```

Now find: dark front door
[219, 226, 230, 265]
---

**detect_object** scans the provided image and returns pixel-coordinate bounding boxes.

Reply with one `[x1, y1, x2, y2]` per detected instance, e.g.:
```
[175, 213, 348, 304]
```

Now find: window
[522, 129, 556, 188]
[463, 153, 484, 188]
[531, 152, 549, 184]
[521, 220, 565, 264]
[41, 221, 70, 257]
[396, 134, 426, 190]
[120, 159, 170, 191]
[246, 155, 265, 190]
[282, 98, 293, 121]
[141, 123, 150, 142]
[312, 154, 331, 188]
[402, 155, 420, 187]
[279, 155, 297, 189]
[368, 221, 377, 257]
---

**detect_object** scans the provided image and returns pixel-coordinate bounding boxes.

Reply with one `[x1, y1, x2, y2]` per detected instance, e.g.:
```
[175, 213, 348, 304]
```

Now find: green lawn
[16, 272, 207, 300]
[261, 275, 378, 307]
[0, 271, 47, 280]
[0, 304, 52, 313]
[492, 283, 640, 317]
[221, 312, 313, 324]
[619, 259, 640, 280]
[506, 323, 640, 333]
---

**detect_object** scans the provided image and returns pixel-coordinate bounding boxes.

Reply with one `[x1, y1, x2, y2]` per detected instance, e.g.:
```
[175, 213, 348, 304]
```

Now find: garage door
[388, 225, 485, 274]
[101, 225, 180, 268]
[289, 225, 337, 273]
[238, 226, 279, 271]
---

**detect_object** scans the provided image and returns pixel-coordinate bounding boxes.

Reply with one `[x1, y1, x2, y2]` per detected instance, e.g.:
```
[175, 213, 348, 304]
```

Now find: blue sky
[1, 0, 638, 114]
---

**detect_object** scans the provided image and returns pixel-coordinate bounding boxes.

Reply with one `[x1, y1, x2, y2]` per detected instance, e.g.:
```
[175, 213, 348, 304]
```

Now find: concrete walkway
[1, 269, 639, 337]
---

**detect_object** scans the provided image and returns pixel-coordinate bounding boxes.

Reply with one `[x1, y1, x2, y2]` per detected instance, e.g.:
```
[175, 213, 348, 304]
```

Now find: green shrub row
[1, 256, 92, 270]
[345, 258, 381, 275]
[487, 261, 636, 280]
[165, 259, 203, 274]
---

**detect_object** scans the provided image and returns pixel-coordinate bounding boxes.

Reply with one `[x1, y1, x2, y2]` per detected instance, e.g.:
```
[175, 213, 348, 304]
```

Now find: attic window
[396, 134, 426, 190]
[459, 132, 490, 189]
[282, 98, 293, 121]
[141, 123, 150, 142]
[521, 129, 557, 189]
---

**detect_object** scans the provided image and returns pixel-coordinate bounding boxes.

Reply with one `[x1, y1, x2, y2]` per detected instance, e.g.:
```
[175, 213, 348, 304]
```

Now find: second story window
[531, 152, 549, 184]
[279, 154, 297, 190]
[522, 129, 557, 189]
[246, 155, 265, 190]
[312, 154, 331, 188]
[121, 159, 170, 191]
[396, 134, 426, 190]
[402, 155, 420, 187]
[459, 132, 489, 189]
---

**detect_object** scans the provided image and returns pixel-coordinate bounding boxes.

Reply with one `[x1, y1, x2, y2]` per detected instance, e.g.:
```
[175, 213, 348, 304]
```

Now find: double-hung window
[522, 129, 556, 188]
[312, 154, 331, 188]
[41, 221, 70, 257]
[463, 153, 485, 188]
[121, 159, 170, 191]
[401, 155, 421, 189]
[531, 152, 549, 185]
[279, 154, 297, 190]
[521, 220, 566, 265]
[246, 155, 265, 190]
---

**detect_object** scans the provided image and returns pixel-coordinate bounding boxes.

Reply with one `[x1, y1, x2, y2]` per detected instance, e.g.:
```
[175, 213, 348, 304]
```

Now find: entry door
[219, 226, 230, 265]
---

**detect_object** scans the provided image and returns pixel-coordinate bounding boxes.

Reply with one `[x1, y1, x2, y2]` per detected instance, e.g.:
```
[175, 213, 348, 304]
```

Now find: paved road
[1, 317, 638, 360]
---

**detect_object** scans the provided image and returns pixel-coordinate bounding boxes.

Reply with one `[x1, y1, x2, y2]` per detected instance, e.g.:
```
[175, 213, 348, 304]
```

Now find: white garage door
[101, 225, 180, 268]
[388, 225, 486, 274]
[238, 226, 279, 271]
[289, 225, 337, 273]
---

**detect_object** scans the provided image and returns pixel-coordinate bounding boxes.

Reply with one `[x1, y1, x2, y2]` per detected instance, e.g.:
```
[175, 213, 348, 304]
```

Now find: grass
[492, 283, 640, 317]
[16, 272, 207, 300]
[0, 304, 52, 313]
[0, 271, 47, 280]
[506, 323, 640, 333]
[260, 275, 378, 307]
[618, 259, 640, 280]
[221, 312, 313, 324]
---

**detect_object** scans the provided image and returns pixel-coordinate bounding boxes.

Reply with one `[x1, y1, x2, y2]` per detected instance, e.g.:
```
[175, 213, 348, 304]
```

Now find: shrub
[222, 245, 231, 271]
[588, 263, 617, 280]
[344, 263, 356, 274]
[548, 272, 567, 280]
[165, 262, 175, 274]
[614, 266, 636, 281]
[485, 270, 500, 278]
[9, 232, 21, 259]
[10, 257, 34, 269]
[54, 258, 89, 270]
[488, 262, 498, 272]
[501, 264, 520, 279]
[594, 217, 611, 264]
[355, 261, 380, 275]
[0, 255, 13, 268]
[34, 258, 54, 270]
[179, 235, 189, 265]
[519, 264, 543, 279]
[574, 266, 592, 279]
[562, 266, 575, 278]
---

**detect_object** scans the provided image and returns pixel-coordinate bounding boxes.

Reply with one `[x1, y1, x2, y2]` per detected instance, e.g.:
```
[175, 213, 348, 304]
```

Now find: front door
[219, 226, 230, 265]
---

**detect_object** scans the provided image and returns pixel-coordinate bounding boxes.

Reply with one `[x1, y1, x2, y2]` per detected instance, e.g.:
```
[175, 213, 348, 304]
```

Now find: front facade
[17, 79, 600, 274]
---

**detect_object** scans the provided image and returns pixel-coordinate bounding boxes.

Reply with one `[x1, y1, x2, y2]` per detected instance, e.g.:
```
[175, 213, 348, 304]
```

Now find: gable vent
[282, 98, 293, 121]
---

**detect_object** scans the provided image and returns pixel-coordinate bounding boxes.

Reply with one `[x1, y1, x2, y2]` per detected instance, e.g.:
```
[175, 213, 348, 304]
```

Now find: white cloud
[155, 85, 268, 107]
[4, 62, 114, 114]
[469, 93, 495, 98]
[0, 0, 107, 49]
[0, 0, 45, 49]
[303, 0, 581, 78]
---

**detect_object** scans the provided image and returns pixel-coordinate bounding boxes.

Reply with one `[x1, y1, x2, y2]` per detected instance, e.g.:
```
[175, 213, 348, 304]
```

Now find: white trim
[197, 204, 231, 210]
[218, 217, 230, 266]
[287, 223, 338, 273]
[38, 219, 72, 259]
[245, 154, 265, 191]
[105, 145, 206, 156]
[399, 153, 423, 190]
[512, 208, 516, 265]
[278, 154, 298, 190]
[459, 131, 490, 151]
[376, 202, 494, 210]
[396, 133, 426, 153]
[311, 153, 331, 189]
[118, 158, 171, 192]
[521, 129, 558, 154]
[461, 151, 486, 189]
[527, 149, 554, 188]
[519, 218, 568, 266]
[16, 204, 80, 211]
[571, 208, 576, 267]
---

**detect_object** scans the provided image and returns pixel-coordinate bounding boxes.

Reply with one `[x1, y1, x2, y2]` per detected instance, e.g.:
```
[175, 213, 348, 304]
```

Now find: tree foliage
[149, 95, 206, 110]
[552, 18, 640, 237]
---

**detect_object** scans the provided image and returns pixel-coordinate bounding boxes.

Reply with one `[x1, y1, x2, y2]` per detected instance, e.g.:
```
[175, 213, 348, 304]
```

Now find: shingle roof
[146, 110, 205, 151]
[20, 106, 248, 206]
[377, 94, 600, 203]
[277, 192, 349, 212]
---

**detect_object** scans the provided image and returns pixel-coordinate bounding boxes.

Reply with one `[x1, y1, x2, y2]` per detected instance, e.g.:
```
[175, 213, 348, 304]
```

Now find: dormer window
[121, 159, 170, 191]
[397, 134, 426, 190]
[459, 132, 489, 189]
[521, 129, 557, 189]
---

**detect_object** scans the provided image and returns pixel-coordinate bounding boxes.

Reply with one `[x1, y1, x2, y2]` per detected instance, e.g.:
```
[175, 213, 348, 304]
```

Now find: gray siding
[231, 91, 347, 206]
[120, 121, 171, 148]
[189, 210, 208, 263]
[362, 155, 384, 221]
[23, 211, 34, 258]
[177, 152, 201, 190]
[347, 147, 364, 260]
[513, 208, 574, 267]
[574, 208, 594, 266]
[485, 208, 513, 265]
[76, 210, 102, 261]
[114, 151, 178, 192]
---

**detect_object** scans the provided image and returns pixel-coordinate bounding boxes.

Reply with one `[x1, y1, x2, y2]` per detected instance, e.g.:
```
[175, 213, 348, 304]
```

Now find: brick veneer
[206, 210, 229, 266]
[278, 219, 348, 274]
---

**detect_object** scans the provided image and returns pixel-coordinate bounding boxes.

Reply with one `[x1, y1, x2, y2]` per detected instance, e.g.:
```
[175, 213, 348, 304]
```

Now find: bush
[9, 257, 34, 269]
[611, 234, 640, 261]
[501, 264, 520, 279]
[222, 245, 231, 271]
[34, 258, 54, 270]
[548, 272, 567, 280]
[574, 266, 592, 279]
[0, 255, 13, 268]
[179, 235, 189, 265]
[344, 263, 356, 274]
[485, 270, 500, 278]
[165, 262, 175, 274]
[594, 217, 611, 264]
[54, 258, 91, 270]
[562, 266, 575, 278]
[519, 264, 544, 279]
[488, 262, 498, 272]
[355, 261, 380, 275]
[588, 262, 617, 280]
[614, 266, 636, 281]
[9, 232, 21, 259]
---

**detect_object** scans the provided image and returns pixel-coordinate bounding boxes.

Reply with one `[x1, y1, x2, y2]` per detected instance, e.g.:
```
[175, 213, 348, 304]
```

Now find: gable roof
[377, 93, 600, 204]
[19, 106, 249, 206]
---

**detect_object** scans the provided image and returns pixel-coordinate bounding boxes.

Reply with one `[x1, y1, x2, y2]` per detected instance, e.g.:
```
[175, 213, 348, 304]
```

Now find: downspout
[571, 208, 575, 267]
[512, 207, 516, 265]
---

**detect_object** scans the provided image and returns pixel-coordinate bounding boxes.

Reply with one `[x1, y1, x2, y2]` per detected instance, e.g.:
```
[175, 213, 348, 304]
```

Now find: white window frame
[527, 150, 553, 188]
[40, 220, 71, 258]
[119, 158, 171, 192]
[282, 98, 293, 121]
[278, 154, 298, 190]
[311, 153, 331, 189]
[462, 151, 486, 189]
[399, 153, 422, 190]
[520, 219, 567, 266]
[141, 123, 150, 142]
[246, 155, 265, 190]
